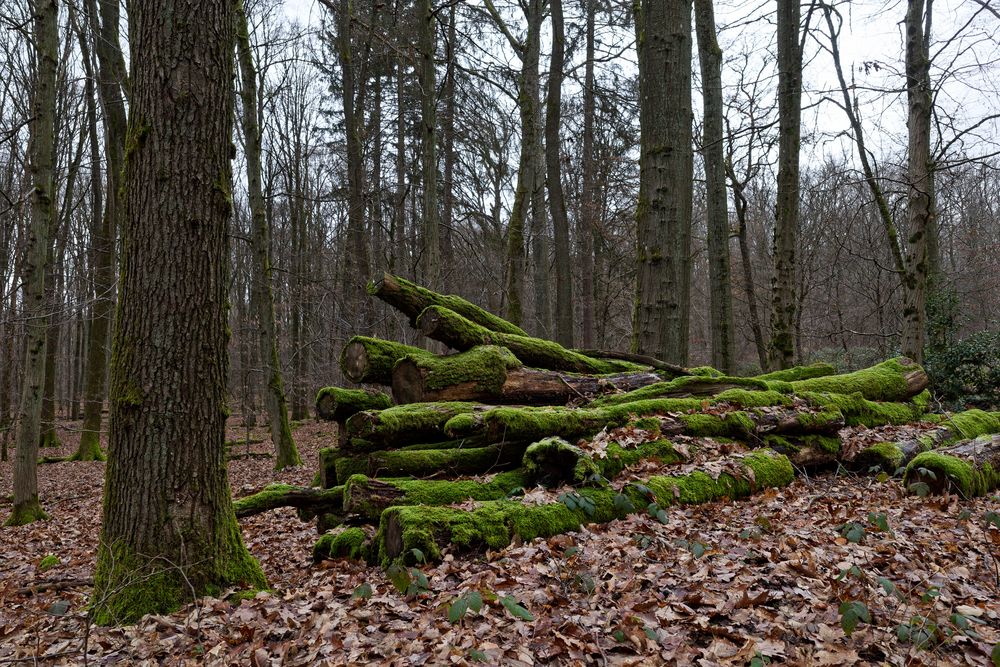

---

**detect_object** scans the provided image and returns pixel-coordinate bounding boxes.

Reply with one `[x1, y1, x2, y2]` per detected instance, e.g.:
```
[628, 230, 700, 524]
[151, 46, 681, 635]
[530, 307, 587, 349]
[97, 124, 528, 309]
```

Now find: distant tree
[6, 0, 58, 526]
[92, 0, 266, 623]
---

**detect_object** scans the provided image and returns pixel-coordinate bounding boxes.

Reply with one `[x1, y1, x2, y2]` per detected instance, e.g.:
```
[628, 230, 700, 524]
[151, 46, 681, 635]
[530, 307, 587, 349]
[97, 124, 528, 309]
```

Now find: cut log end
[342, 342, 369, 384]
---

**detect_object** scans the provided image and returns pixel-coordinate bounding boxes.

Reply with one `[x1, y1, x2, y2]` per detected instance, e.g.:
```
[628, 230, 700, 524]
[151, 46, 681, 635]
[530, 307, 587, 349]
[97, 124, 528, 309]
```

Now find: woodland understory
[1, 418, 998, 666]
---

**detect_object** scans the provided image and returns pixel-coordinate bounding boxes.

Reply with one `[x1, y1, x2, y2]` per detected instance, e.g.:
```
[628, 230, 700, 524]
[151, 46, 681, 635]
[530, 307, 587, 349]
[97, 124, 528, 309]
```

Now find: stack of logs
[234, 273, 1000, 566]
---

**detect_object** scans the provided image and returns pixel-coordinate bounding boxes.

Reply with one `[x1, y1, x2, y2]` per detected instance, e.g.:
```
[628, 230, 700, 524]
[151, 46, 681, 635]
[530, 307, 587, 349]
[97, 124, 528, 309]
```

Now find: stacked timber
[233, 273, 999, 566]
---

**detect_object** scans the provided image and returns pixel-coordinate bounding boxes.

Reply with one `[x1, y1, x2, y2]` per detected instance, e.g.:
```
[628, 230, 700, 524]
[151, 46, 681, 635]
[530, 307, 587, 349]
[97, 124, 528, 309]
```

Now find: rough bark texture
[419, 0, 439, 290]
[7, 0, 58, 526]
[236, 0, 300, 470]
[632, 0, 694, 365]
[578, 0, 597, 348]
[694, 0, 735, 373]
[768, 0, 802, 370]
[92, 0, 266, 625]
[546, 0, 574, 347]
[901, 0, 933, 363]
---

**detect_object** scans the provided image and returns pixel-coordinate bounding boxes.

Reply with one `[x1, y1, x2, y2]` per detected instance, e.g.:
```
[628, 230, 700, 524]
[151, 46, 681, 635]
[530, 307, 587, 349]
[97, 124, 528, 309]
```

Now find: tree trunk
[694, 0, 735, 373]
[93, 0, 266, 624]
[768, 0, 802, 370]
[578, 0, 597, 349]
[419, 0, 440, 290]
[632, 0, 693, 365]
[546, 0, 574, 347]
[901, 0, 933, 364]
[7, 0, 58, 526]
[440, 4, 457, 289]
[236, 0, 301, 470]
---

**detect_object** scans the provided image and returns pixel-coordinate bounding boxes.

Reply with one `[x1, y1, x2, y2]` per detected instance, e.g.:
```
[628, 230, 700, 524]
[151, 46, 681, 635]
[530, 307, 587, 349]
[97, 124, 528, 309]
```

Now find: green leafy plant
[838, 521, 866, 543]
[447, 590, 484, 624]
[647, 502, 669, 525]
[838, 600, 870, 636]
[559, 492, 596, 517]
[352, 583, 373, 600]
[500, 595, 534, 621]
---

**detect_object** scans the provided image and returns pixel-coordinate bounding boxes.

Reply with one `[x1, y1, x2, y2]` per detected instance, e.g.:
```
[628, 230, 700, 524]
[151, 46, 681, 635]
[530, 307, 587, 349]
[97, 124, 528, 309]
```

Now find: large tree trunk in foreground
[7, 0, 58, 526]
[904, 434, 1000, 498]
[93, 0, 266, 625]
[236, 0, 301, 471]
[391, 345, 664, 405]
[417, 305, 637, 374]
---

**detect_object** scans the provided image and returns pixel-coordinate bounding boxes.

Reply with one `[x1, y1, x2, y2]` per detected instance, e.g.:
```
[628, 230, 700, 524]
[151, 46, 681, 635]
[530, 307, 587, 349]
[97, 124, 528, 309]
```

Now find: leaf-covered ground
[2, 419, 999, 666]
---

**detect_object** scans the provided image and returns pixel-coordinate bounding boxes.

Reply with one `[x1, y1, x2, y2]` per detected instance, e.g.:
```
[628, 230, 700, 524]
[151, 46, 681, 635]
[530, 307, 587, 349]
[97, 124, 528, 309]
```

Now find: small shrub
[924, 329, 1000, 410]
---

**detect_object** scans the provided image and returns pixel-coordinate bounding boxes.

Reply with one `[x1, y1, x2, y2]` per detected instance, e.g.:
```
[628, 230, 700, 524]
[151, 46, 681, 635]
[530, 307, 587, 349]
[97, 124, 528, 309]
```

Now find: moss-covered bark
[232, 483, 344, 518]
[313, 527, 371, 562]
[377, 449, 793, 563]
[787, 357, 927, 401]
[751, 362, 836, 382]
[522, 438, 600, 486]
[335, 442, 527, 481]
[759, 434, 843, 468]
[315, 387, 392, 422]
[370, 272, 529, 336]
[342, 470, 528, 520]
[340, 336, 431, 385]
[904, 435, 1000, 497]
[344, 401, 483, 451]
[416, 305, 640, 374]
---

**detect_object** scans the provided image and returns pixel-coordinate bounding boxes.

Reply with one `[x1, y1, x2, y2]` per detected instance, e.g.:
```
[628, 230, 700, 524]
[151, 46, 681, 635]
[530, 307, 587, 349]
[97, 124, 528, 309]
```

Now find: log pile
[233, 273, 1000, 566]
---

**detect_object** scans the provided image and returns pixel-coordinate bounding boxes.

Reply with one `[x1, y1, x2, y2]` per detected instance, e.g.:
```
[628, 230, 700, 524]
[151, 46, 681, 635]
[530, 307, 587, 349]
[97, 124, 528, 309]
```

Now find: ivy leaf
[838, 600, 870, 636]
[839, 522, 866, 543]
[500, 595, 534, 621]
[352, 583, 373, 600]
[448, 597, 468, 624]
[409, 548, 426, 564]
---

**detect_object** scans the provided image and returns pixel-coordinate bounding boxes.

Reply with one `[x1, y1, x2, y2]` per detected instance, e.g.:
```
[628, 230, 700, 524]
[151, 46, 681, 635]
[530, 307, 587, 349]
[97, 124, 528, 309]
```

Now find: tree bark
[340, 335, 432, 385]
[578, 0, 597, 348]
[235, 0, 301, 470]
[7, 0, 58, 526]
[768, 0, 803, 370]
[93, 0, 266, 624]
[546, 0, 574, 347]
[632, 0, 694, 365]
[694, 0, 735, 373]
[419, 0, 440, 290]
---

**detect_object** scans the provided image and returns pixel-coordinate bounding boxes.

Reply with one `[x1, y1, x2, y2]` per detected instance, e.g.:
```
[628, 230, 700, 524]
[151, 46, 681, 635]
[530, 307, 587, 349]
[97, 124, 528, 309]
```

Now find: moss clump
[789, 357, 923, 402]
[335, 443, 526, 481]
[523, 438, 600, 486]
[753, 362, 836, 382]
[342, 471, 528, 519]
[679, 411, 755, 438]
[231, 483, 344, 519]
[597, 439, 686, 478]
[944, 409, 1000, 439]
[313, 527, 369, 562]
[799, 391, 924, 426]
[853, 441, 905, 472]
[712, 389, 793, 408]
[91, 528, 267, 626]
[410, 345, 520, 394]
[4, 496, 50, 526]
[315, 387, 391, 422]
[689, 366, 724, 378]
[591, 376, 778, 408]
[904, 440, 1000, 498]
[38, 554, 60, 571]
[345, 401, 480, 448]
[318, 447, 343, 487]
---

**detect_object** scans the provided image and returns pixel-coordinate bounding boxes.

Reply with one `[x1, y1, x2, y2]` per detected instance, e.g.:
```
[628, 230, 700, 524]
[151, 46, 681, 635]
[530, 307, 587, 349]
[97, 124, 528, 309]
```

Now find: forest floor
[1, 418, 999, 666]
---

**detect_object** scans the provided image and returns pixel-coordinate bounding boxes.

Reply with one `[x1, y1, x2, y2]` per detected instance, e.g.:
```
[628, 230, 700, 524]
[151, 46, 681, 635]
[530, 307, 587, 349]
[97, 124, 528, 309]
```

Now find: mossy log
[903, 434, 1000, 497]
[314, 527, 372, 562]
[391, 345, 665, 405]
[344, 401, 486, 451]
[416, 305, 639, 374]
[570, 349, 690, 377]
[852, 409, 1000, 472]
[342, 470, 529, 521]
[370, 272, 528, 336]
[759, 434, 844, 468]
[340, 336, 430, 385]
[233, 483, 344, 518]
[315, 387, 392, 422]
[377, 449, 794, 563]
[591, 375, 778, 407]
[751, 362, 837, 382]
[522, 438, 601, 486]
[335, 442, 527, 481]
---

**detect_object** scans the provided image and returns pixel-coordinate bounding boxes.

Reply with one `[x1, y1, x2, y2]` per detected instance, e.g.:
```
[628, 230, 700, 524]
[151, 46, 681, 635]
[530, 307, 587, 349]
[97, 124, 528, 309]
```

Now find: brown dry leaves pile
[2, 419, 999, 666]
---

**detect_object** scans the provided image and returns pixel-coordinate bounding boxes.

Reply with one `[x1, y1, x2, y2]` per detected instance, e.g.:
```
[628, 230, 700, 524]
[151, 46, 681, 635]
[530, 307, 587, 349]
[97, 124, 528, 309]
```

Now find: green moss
[231, 483, 344, 517]
[38, 554, 60, 571]
[591, 376, 777, 408]
[789, 357, 922, 401]
[313, 527, 369, 562]
[944, 409, 1000, 439]
[319, 447, 342, 487]
[853, 441, 904, 472]
[345, 401, 479, 446]
[753, 362, 836, 382]
[799, 391, 924, 426]
[713, 389, 793, 407]
[4, 496, 50, 526]
[597, 439, 686, 478]
[689, 366, 724, 377]
[678, 411, 754, 437]
[523, 438, 600, 486]
[414, 345, 520, 394]
[905, 441, 1000, 498]
[335, 443, 525, 481]
[91, 528, 267, 626]
[631, 417, 662, 433]
[342, 471, 528, 519]
[315, 387, 391, 422]
[339, 336, 431, 384]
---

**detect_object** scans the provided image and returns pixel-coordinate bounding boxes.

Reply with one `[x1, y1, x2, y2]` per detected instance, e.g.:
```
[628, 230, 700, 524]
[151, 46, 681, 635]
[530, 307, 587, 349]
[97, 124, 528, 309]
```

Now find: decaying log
[416, 305, 639, 374]
[752, 362, 837, 382]
[904, 434, 1000, 497]
[852, 408, 1000, 472]
[370, 272, 529, 336]
[340, 336, 430, 385]
[377, 449, 794, 563]
[341, 470, 529, 520]
[334, 441, 528, 481]
[316, 387, 392, 422]
[233, 483, 345, 518]
[571, 349, 690, 377]
[391, 345, 665, 405]
[344, 401, 487, 451]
